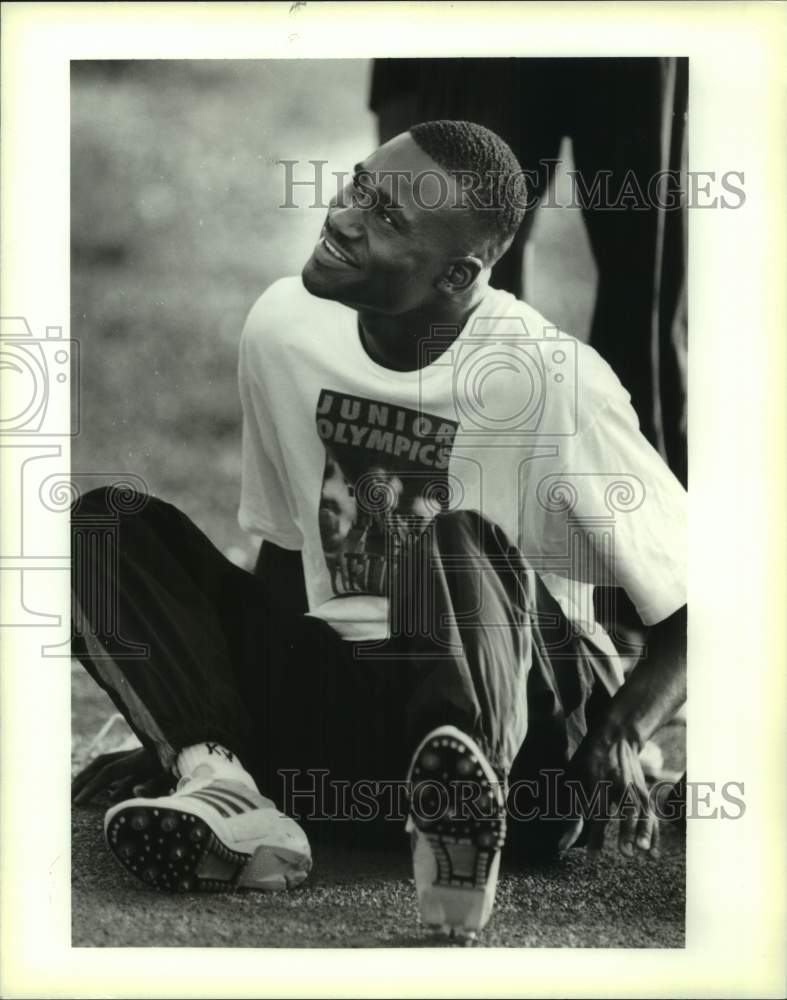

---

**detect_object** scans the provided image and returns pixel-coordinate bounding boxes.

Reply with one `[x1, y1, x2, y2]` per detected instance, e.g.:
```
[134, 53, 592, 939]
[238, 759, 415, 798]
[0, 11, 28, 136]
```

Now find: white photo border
[1, 2, 785, 997]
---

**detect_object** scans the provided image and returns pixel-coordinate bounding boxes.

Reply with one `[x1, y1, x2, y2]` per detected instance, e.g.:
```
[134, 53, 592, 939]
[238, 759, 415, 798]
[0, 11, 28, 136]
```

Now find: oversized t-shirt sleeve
[237, 300, 304, 551]
[532, 395, 687, 628]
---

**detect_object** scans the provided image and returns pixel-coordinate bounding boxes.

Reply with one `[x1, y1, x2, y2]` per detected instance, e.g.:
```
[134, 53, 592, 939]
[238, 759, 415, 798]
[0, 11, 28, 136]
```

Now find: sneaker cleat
[407, 725, 506, 938]
[104, 777, 312, 894]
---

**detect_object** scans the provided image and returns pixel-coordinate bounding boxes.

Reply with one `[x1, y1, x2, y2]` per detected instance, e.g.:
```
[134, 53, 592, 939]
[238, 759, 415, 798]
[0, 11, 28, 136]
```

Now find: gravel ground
[72, 667, 686, 949]
[72, 804, 685, 948]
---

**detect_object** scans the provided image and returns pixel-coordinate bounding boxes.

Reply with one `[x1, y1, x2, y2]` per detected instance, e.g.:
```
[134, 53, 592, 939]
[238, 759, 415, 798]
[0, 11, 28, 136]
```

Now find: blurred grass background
[71, 60, 378, 565]
[71, 59, 595, 569]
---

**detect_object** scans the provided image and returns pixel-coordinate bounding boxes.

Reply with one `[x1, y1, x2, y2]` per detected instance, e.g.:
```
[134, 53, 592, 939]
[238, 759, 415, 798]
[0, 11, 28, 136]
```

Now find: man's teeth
[322, 237, 349, 263]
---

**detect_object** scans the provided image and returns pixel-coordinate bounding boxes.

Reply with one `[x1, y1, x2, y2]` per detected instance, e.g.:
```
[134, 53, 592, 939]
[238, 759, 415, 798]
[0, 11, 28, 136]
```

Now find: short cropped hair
[409, 120, 527, 265]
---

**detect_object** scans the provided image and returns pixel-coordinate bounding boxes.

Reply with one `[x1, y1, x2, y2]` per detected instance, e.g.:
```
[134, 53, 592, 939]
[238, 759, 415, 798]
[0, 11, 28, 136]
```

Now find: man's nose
[328, 185, 364, 239]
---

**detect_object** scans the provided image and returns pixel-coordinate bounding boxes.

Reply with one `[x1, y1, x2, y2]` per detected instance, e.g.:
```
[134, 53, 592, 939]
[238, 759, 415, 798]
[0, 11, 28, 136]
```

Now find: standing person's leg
[424, 58, 568, 301]
[656, 57, 688, 488]
[564, 58, 687, 679]
[571, 57, 688, 486]
[371, 58, 421, 145]
[571, 58, 662, 448]
[490, 58, 571, 299]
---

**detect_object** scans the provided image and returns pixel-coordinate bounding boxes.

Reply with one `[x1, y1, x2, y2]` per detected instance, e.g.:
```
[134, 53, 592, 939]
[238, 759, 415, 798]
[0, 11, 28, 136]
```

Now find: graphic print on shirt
[315, 389, 459, 597]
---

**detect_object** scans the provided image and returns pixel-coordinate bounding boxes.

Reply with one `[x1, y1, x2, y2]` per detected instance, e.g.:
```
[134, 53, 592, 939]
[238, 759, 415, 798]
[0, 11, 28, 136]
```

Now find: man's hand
[71, 747, 171, 805]
[563, 603, 686, 859]
[569, 735, 660, 858]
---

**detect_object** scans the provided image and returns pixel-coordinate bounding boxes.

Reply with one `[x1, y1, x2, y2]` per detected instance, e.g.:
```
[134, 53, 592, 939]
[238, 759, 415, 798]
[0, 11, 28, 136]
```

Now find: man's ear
[436, 256, 483, 294]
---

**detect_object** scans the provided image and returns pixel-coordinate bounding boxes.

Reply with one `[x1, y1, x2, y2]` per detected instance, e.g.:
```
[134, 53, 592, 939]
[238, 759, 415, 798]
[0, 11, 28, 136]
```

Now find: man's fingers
[613, 742, 634, 856]
[557, 817, 584, 854]
[571, 735, 667, 862]
[634, 807, 658, 853]
[615, 739, 661, 858]
[650, 811, 661, 857]
[618, 805, 637, 857]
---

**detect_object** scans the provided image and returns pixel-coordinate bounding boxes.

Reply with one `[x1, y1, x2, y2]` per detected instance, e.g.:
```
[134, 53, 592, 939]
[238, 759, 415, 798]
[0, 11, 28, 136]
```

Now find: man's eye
[375, 204, 395, 225]
[351, 174, 396, 226]
[351, 176, 375, 209]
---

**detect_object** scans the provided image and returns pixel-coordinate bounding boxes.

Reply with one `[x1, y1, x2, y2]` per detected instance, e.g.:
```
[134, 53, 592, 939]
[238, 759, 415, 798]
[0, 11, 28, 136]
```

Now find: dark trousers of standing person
[372, 57, 688, 488]
[71, 486, 618, 859]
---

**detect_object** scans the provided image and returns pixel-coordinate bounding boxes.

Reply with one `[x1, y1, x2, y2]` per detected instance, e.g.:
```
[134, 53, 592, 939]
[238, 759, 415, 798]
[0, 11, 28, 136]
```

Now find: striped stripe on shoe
[104, 778, 312, 893]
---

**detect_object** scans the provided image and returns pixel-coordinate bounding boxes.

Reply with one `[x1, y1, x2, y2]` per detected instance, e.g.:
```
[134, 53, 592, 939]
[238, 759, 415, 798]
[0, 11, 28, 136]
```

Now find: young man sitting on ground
[72, 120, 686, 940]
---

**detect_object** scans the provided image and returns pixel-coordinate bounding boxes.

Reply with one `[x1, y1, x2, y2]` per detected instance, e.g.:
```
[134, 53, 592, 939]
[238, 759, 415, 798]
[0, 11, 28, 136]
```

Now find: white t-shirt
[238, 277, 686, 651]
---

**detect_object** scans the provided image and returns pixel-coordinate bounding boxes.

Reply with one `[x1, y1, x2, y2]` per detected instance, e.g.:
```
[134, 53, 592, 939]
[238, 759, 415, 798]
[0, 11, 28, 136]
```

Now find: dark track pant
[72, 487, 617, 854]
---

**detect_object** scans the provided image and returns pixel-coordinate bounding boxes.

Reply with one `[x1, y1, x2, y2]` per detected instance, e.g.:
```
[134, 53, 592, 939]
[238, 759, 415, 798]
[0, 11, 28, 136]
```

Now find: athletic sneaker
[104, 773, 312, 893]
[406, 725, 507, 940]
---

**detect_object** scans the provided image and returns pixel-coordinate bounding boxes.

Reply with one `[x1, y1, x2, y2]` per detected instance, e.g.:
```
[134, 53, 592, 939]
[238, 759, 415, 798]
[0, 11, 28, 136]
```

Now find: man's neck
[357, 287, 487, 373]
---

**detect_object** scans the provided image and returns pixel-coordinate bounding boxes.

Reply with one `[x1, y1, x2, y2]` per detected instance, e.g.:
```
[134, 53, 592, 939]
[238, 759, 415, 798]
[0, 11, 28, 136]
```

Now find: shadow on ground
[72, 802, 684, 948]
[72, 664, 685, 948]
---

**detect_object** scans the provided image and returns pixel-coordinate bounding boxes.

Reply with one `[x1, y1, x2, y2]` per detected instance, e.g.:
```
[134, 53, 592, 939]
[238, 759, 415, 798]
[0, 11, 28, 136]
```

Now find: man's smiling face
[301, 132, 477, 314]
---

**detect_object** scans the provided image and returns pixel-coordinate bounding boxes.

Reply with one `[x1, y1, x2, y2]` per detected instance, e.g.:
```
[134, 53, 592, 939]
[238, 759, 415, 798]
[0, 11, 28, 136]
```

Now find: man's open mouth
[318, 231, 359, 268]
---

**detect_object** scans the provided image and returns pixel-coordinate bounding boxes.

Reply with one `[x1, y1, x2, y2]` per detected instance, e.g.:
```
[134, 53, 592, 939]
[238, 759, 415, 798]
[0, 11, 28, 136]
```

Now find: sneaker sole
[408, 726, 506, 934]
[105, 804, 309, 893]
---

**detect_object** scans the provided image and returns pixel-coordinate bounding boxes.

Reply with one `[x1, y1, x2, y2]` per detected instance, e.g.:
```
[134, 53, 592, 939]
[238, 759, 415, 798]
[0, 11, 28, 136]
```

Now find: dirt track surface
[72, 804, 685, 949]
[72, 667, 686, 948]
